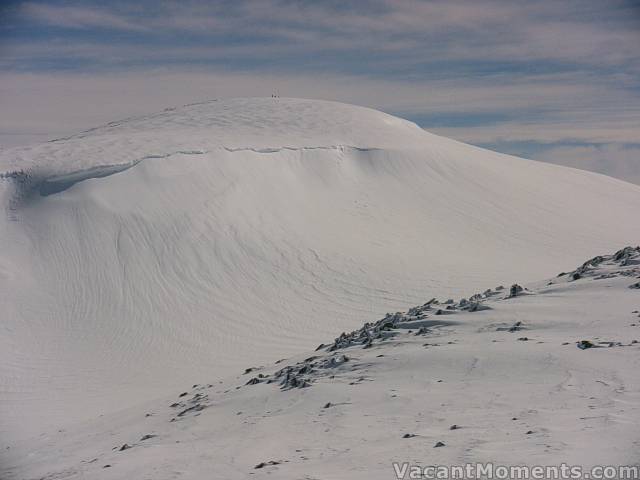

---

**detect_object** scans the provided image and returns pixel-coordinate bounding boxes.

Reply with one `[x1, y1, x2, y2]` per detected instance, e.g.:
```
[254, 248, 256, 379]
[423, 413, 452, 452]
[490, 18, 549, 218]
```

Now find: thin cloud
[12, 1, 640, 67]
[19, 2, 147, 32]
[532, 144, 640, 185]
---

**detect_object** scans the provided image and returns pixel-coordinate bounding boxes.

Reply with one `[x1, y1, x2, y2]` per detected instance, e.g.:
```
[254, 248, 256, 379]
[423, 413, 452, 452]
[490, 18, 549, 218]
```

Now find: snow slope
[1, 98, 640, 444]
[3, 247, 640, 480]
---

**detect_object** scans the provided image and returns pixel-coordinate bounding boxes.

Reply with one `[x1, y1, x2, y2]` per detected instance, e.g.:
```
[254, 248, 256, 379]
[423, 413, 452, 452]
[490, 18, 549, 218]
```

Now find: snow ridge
[1, 144, 376, 208]
[241, 246, 640, 392]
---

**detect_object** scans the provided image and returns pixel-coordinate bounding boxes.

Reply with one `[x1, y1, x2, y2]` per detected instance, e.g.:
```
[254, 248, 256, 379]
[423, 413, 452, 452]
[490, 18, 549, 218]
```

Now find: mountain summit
[1, 98, 639, 442]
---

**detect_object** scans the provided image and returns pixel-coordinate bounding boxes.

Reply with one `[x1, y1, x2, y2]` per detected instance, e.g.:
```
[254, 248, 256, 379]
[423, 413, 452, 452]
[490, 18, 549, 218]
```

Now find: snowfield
[3, 246, 640, 479]
[1, 98, 639, 476]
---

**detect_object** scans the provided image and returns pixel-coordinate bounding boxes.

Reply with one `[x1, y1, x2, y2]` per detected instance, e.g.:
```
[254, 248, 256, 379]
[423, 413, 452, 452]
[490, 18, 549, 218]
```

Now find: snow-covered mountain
[1, 98, 639, 450]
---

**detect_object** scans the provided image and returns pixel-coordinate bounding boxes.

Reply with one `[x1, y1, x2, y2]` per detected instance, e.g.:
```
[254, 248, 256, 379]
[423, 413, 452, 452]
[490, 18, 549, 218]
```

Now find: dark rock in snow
[434, 441, 446, 448]
[509, 284, 524, 298]
[614, 246, 640, 264]
[509, 321, 523, 332]
[177, 404, 206, 417]
[140, 434, 156, 441]
[577, 340, 595, 350]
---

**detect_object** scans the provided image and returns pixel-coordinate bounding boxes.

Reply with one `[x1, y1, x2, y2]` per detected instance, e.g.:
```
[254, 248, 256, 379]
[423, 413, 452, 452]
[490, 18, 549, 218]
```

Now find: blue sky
[1, 0, 639, 183]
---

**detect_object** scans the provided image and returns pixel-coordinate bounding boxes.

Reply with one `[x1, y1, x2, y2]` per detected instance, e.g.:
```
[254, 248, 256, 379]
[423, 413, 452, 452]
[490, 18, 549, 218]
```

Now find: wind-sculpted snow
[2, 149, 209, 205]
[3, 247, 640, 479]
[1, 143, 373, 206]
[0, 98, 423, 177]
[1, 98, 640, 444]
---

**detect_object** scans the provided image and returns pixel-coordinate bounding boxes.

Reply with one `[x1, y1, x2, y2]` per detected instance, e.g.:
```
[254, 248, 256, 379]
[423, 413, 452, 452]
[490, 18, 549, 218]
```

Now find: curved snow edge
[1, 145, 381, 199]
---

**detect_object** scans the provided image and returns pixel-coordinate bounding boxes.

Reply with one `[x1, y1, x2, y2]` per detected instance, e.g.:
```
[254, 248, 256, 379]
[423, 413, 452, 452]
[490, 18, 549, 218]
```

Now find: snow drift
[1, 98, 639, 442]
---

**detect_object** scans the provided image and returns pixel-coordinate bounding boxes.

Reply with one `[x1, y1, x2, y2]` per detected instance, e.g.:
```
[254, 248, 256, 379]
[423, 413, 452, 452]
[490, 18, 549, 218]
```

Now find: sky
[1, 0, 639, 184]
